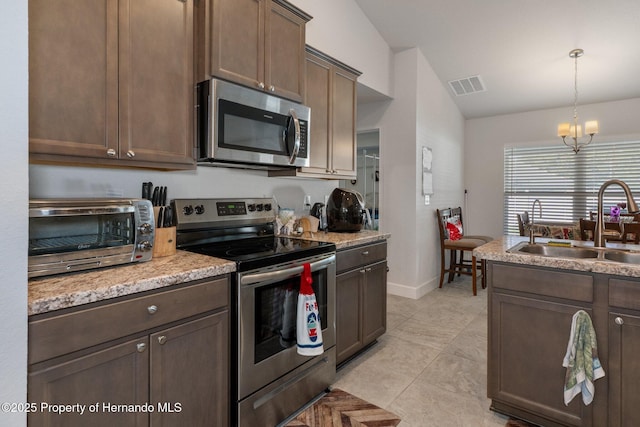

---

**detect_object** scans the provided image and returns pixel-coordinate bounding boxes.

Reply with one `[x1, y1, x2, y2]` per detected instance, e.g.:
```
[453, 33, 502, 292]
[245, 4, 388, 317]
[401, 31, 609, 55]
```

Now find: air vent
[448, 75, 486, 96]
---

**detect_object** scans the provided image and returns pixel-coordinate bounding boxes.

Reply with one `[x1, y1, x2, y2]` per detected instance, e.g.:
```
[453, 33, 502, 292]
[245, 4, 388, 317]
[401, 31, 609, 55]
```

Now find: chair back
[621, 222, 640, 244]
[580, 218, 596, 241]
[436, 207, 464, 242]
[516, 211, 530, 236]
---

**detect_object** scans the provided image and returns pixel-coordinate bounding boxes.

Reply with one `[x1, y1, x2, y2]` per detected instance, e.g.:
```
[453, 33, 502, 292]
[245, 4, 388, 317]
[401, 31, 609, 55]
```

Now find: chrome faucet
[594, 179, 640, 247]
[529, 199, 542, 244]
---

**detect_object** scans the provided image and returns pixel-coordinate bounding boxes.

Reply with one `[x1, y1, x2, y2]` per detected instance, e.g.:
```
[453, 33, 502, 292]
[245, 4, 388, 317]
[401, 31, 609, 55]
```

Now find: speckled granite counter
[28, 251, 235, 316]
[293, 230, 390, 250]
[474, 235, 640, 278]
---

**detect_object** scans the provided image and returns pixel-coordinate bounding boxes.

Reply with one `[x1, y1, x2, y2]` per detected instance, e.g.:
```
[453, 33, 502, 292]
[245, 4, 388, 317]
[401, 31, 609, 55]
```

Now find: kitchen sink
[508, 241, 640, 265]
[509, 242, 600, 259]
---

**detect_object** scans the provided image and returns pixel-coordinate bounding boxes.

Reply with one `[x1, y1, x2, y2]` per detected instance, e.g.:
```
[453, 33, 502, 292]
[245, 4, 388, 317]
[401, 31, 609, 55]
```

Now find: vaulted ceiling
[355, 0, 640, 119]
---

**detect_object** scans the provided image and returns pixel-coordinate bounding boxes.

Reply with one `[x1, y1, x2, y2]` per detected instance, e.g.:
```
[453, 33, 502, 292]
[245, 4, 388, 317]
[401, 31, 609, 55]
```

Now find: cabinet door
[29, 0, 119, 159]
[120, 0, 195, 166]
[150, 312, 229, 427]
[210, 0, 264, 90]
[362, 261, 387, 344]
[489, 293, 591, 426]
[28, 337, 149, 427]
[608, 312, 640, 427]
[264, 1, 305, 102]
[301, 52, 331, 175]
[336, 269, 364, 364]
[330, 69, 357, 177]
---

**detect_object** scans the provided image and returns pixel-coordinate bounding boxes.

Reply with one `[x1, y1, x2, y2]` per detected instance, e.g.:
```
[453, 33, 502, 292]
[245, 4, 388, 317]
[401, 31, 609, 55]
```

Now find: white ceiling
[354, 0, 640, 119]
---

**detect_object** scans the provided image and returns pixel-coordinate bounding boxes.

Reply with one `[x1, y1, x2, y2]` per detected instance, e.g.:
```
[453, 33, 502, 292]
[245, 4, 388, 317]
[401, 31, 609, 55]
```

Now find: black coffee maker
[326, 188, 366, 232]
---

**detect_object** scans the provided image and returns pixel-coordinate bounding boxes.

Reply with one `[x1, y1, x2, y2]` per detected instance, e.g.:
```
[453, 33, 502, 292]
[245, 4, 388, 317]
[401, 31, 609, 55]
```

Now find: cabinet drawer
[29, 276, 229, 364]
[609, 277, 640, 310]
[337, 241, 387, 273]
[492, 263, 593, 302]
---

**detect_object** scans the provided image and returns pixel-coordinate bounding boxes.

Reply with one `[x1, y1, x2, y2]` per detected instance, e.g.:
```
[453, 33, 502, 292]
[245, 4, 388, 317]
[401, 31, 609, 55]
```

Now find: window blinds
[503, 140, 640, 235]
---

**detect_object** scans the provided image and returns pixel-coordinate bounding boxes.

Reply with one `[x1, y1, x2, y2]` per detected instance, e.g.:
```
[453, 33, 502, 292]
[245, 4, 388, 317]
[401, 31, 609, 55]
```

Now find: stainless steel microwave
[196, 78, 310, 169]
[28, 199, 155, 278]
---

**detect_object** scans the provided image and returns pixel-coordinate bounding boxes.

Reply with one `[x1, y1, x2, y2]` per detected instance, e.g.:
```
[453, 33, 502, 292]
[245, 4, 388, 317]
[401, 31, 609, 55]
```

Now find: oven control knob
[194, 204, 205, 215]
[264, 203, 272, 211]
[138, 223, 152, 234]
[248, 204, 256, 212]
[256, 204, 264, 212]
[138, 241, 152, 251]
[183, 205, 194, 215]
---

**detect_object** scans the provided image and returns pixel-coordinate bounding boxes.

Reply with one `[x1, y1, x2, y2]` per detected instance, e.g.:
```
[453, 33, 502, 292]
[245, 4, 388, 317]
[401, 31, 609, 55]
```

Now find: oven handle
[30, 205, 136, 217]
[240, 254, 335, 286]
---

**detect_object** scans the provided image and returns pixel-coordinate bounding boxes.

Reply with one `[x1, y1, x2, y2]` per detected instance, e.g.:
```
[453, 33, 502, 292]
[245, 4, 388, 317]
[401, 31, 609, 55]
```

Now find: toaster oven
[28, 199, 155, 278]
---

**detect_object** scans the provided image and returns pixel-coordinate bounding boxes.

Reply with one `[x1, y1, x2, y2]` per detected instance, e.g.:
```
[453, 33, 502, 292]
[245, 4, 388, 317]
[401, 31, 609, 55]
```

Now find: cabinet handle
[136, 343, 146, 353]
[258, 82, 265, 89]
[147, 305, 158, 314]
[126, 150, 135, 158]
[106, 148, 116, 157]
[359, 269, 366, 274]
[615, 316, 624, 326]
[362, 251, 369, 256]
[365, 267, 372, 272]
[157, 335, 167, 345]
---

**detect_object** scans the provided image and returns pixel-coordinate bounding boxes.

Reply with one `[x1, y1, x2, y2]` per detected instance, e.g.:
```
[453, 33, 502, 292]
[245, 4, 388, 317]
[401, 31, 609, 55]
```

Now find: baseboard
[387, 277, 438, 300]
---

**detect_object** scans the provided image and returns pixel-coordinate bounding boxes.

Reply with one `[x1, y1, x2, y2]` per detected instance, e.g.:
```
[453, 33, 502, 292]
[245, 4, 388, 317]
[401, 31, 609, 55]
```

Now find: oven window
[254, 269, 327, 363]
[29, 213, 135, 256]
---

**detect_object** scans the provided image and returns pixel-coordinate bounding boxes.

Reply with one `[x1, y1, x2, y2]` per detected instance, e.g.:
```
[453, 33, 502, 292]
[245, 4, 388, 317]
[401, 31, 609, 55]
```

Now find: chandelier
[557, 48, 598, 154]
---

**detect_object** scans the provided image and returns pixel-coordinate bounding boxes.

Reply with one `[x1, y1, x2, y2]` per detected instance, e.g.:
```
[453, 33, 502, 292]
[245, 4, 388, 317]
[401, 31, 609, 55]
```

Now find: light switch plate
[424, 195, 430, 205]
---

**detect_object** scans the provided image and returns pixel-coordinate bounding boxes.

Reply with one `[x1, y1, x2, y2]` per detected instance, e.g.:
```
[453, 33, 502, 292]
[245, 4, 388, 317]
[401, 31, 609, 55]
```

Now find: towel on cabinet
[562, 310, 605, 405]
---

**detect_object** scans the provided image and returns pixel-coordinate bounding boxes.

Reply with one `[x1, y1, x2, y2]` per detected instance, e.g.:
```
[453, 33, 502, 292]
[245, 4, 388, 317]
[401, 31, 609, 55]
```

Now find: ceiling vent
[448, 75, 486, 96]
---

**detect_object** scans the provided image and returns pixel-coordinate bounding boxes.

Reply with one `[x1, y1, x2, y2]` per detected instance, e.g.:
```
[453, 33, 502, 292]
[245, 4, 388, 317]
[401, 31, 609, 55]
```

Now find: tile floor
[333, 276, 510, 427]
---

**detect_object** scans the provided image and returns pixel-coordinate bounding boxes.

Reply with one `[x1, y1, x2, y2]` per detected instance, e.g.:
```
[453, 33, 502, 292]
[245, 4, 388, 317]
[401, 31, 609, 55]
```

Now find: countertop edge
[474, 235, 640, 277]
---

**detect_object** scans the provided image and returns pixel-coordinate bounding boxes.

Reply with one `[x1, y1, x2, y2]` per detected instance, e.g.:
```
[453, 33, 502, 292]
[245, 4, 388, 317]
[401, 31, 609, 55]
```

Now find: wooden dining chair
[580, 218, 623, 241]
[517, 211, 530, 236]
[436, 207, 492, 295]
[621, 222, 640, 244]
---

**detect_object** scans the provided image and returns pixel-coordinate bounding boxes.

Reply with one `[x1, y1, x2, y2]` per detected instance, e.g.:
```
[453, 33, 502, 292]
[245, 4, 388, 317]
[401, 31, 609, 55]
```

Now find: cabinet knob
[258, 82, 265, 89]
[615, 316, 624, 326]
[136, 343, 146, 353]
[359, 269, 366, 274]
[365, 267, 372, 272]
[126, 150, 135, 158]
[106, 148, 117, 157]
[362, 251, 369, 256]
[269, 85, 275, 92]
[157, 335, 167, 345]
[147, 305, 158, 314]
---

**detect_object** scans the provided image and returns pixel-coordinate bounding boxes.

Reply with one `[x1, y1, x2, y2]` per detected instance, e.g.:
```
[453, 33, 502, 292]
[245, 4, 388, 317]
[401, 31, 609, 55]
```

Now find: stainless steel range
[172, 198, 336, 427]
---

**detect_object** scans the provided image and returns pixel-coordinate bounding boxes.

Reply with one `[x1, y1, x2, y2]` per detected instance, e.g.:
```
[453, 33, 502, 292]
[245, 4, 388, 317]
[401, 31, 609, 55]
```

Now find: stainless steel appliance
[173, 198, 336, 427]
[326, 188, 367, 232]
[28, 198, 154, 278]
[196, 78, 311, 169]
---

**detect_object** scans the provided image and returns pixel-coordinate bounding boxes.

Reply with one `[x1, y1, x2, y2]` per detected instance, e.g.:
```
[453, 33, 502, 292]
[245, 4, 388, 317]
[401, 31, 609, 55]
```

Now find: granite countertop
[293, 229, 390, 250]
[28, 250, 236, 316]
[474, 235, 640, 278]
[28, 230, 390, 316]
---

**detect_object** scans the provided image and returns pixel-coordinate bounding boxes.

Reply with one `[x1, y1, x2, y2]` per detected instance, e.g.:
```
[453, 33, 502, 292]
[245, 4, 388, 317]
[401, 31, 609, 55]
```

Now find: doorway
[341, 129, 380, 230]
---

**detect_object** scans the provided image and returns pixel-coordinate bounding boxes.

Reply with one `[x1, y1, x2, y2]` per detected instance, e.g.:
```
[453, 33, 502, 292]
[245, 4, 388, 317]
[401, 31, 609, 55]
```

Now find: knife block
[153, 227, 176, 258]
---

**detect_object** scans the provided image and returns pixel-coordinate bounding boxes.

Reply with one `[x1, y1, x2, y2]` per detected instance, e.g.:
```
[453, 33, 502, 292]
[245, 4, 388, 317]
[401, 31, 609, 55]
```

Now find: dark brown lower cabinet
[336, 242, 387, 365]
[488, 262, 640, 427]
[28, 277, 229, 427]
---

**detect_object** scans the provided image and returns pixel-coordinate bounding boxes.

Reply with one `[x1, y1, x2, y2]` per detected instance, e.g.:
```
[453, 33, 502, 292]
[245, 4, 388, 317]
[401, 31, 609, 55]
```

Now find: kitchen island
[475, 236, 640, 427]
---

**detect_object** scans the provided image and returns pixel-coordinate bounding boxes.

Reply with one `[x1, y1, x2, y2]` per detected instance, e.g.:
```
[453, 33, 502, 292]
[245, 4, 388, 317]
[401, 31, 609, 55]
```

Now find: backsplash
[29, 164, 337, 214]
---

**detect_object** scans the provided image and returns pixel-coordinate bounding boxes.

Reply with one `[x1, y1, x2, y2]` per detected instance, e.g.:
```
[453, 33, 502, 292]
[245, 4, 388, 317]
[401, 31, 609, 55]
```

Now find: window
[504, 140, 640, 235]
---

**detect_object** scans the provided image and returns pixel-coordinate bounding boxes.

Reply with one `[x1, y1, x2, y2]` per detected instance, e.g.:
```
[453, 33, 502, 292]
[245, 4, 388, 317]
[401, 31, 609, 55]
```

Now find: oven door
[237, 252, 335, 400]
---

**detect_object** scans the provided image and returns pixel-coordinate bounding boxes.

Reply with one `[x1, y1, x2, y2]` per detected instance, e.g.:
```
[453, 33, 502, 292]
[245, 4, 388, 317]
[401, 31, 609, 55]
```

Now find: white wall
[465, 97, 640, 238]
[358, 48, 465, 299]
[0, 1, 28, 426]
[288, 0, 394, 98]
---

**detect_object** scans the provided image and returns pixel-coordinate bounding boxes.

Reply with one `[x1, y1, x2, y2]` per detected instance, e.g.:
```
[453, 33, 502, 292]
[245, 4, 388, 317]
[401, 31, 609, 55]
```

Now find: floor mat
[284, 388, 401, 427]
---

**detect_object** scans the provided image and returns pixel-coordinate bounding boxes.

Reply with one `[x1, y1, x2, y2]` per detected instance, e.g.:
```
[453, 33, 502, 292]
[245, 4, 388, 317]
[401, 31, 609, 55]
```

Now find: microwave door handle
[287, 109, 301, 165]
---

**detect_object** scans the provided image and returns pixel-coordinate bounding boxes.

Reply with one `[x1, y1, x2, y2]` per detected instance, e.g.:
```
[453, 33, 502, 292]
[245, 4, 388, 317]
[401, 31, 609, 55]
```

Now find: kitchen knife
[163, 205, 172, 228]
[157, 206, 164, 228]
[151, 187, 159, 206]
[160, 186, 167, 206]
[142, 182, 152, 200]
